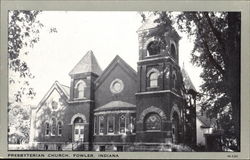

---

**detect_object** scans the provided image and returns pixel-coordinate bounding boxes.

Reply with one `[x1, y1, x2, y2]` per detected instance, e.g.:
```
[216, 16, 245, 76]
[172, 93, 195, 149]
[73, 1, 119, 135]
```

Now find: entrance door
[74, 124, 84, 142]
[172, 121, 178, 143]
[172, 112, 179, 144]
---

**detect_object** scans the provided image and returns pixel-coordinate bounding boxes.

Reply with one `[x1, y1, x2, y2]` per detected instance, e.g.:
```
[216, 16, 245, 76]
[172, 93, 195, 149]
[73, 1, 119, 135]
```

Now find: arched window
[170, 43, 176, 59]
[99, 116, 104, 134]
[149, 72, 158, 87]
[147, 41, 161, 56]
[107, 116, 115, 134]
[51, 118, 57, 136]
[45, 122, 50, 136]
[94, 116, 97, 135]
[129, 114, 136, 133]
[119, 115, 126, 134]
[57, 121, 62, 136]
[75, 80, 86, 99]
[144, 113, 161, 131]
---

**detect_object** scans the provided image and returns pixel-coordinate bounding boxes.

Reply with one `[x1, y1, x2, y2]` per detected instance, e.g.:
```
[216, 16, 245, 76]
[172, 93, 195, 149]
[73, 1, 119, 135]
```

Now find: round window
[51, 100, 58, 110]
[110, 79, 124, 94]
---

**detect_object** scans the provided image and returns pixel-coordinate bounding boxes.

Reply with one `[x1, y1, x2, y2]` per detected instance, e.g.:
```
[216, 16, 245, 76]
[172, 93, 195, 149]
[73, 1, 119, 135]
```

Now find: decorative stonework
[146, 68, 160, 78]
[74, 80, 86, 89]
[143, 37, 156, 50]
[50, 100, 58, 110]
[138, 106, 167, 123]
[110, 79, 124, 94]
[70, 113, 87, 124]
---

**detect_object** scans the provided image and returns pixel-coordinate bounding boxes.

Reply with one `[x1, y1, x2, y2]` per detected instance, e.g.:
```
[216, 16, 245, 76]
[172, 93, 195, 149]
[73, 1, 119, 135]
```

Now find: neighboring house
[196, 115, 217, 146]
[29, 16, 197, 151]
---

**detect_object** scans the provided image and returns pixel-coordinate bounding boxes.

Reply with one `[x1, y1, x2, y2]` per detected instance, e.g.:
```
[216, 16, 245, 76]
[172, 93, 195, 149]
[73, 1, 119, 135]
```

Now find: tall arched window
[45, 122, 50, 136]
[107, 116, 115, 134]
[170, 43, 176, 59]
[94, 116, 97, 135]
[75, 80, 86, 99]
[51, 118, 57, 136]
[149, 72, 158, 87]
[144, 113, 161, 131]
[147, 41, 161, 56]
[99, 116, 104, 135]
[119, 115, 126, 134]
[129, 114, 136, 133]
[57, 121, 62, 136]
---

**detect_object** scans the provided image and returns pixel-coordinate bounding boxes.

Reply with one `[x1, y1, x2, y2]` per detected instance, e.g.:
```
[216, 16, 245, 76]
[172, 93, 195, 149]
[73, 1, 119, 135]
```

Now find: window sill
[107, 133, 115, 135]
[74, 97, 87, 100]
[147, 86, 159, 89]
[145, 53, 163, 58]
[94, 133, 136, 136]
[145, 130, 161, 132]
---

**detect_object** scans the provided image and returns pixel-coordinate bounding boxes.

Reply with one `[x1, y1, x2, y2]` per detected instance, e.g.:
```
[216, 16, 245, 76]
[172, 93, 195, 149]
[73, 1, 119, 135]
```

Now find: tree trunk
[227, 12, 241, 151]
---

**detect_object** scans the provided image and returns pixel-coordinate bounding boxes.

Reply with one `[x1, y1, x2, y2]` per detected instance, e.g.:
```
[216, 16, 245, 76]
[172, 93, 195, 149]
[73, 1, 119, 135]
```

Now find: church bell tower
[135, 16, 186, 146]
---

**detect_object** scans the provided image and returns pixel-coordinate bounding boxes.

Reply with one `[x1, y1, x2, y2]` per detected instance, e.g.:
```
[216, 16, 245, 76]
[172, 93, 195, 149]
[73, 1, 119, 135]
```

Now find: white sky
[9, 11, 202, 106]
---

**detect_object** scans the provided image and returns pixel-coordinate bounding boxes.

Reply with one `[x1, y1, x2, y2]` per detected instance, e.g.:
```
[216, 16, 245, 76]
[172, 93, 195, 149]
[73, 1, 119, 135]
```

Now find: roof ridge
[94, 54, 137, 89]
[181, 67, 196, 92]
[69, 50, 102, 76]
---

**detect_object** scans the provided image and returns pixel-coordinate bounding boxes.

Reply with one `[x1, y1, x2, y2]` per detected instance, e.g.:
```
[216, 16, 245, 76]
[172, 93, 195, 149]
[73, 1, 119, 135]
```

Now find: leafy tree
[9, 10, 42, 102]
[8, 10, 57, 102]
[141, 11, 240, 151]
[8, 103, 31, 144]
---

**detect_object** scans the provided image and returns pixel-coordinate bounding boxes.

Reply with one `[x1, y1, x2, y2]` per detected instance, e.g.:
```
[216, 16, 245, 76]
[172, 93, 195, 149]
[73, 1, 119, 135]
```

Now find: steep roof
[69, 50, 102, 76]
[36, 81, 69, 112]
[181, 67, 197, 92]
[137, 14, 159, 32]
[137, 14, 181, 40]
[95, 55, 137, 89]
[60, 83, 70, 98]
[94, 101, 136, 112]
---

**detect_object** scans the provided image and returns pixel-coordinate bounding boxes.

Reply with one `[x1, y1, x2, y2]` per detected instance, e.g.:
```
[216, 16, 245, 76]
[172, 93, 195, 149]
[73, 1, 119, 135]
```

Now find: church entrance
[172, 112, 180, 144]
[73, 117, 84, 142]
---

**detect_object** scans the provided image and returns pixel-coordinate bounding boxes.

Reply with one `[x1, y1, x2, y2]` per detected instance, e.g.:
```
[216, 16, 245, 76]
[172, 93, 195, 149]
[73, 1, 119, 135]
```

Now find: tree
[9, 10, 42, 102]
[141, 12, 240, 151]
[8, 10, 57, 102]
[8, 103, 31, 144]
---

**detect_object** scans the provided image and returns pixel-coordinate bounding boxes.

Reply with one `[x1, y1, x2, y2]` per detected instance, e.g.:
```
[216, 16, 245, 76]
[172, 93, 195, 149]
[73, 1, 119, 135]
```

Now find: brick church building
[29, 18, 197, 151]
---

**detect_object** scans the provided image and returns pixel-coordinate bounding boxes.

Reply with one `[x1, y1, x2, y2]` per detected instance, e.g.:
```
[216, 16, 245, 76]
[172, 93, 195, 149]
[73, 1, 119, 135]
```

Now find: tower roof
[69, 50, 102, 76]
[137, 14, 159, 32]
[137, 13, 181, 40]
[181, 67, 197, 92]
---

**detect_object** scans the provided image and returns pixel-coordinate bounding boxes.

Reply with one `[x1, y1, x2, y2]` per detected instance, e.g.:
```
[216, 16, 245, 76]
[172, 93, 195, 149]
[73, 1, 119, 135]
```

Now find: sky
[9, 11, 202, 106]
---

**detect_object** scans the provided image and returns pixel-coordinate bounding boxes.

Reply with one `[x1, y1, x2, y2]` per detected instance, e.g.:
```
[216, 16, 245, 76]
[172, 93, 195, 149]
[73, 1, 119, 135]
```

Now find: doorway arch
[71, 114, 87, 142]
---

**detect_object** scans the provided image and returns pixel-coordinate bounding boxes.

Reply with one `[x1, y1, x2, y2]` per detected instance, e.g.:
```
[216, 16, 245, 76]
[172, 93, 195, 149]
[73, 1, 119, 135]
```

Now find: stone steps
[134, 143, 172, 152]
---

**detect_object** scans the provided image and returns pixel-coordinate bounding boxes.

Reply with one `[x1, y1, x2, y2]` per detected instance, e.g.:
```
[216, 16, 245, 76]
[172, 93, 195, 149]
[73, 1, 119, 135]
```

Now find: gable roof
[36, 81, 69, 112]
[69, 50, 102, 76]
[181, 67, 197, 92]
[95, 55, 137, 89]
[94, 101, 136, 112]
